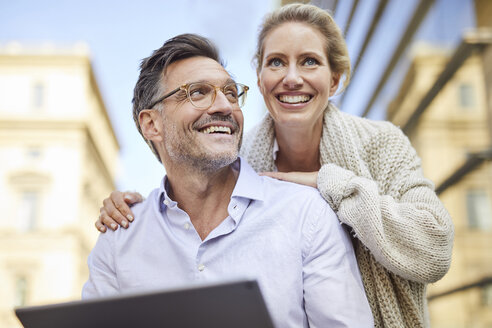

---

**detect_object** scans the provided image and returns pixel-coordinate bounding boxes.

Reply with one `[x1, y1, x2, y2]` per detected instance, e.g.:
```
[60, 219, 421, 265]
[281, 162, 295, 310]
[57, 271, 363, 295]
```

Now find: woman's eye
[268, 58, 283, 67]
[304, 58, 318, 66]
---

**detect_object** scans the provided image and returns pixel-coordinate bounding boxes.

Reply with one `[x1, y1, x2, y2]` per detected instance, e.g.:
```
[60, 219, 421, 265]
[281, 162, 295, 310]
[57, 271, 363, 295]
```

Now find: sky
[0, 0, 476, 196]
[0, 0, 278, 195]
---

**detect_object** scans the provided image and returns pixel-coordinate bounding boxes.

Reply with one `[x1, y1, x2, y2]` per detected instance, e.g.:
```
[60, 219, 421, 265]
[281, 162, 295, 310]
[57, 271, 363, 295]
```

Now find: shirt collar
[231, 157, 265, 202]
[272, 137, 279, 161]
[157, 157, 265, 212]
[157, 175, 177, 212]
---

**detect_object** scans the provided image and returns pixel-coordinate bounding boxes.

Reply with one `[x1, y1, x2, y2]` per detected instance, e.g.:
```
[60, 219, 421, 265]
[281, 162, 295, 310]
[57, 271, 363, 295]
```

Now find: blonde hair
[254, 3, 351, 91]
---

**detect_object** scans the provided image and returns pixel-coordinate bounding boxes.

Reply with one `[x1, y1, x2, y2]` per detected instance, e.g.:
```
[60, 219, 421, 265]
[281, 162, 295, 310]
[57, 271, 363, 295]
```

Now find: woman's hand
[259, 171, 318, 188]
[95, 191, 144, 232]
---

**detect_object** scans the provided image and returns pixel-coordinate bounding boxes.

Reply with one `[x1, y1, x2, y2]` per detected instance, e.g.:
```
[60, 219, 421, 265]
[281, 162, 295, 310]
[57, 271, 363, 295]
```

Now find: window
[26, 147, 42, 160]
[482, 284, 492, 307]
[466, 190, 492, 230]
[17, 191, 39, 232]
[14, 276, 28, 307]
[8, 172, 50, 231]
[459, 83, 475, 109]
[32, 82, 45, 109]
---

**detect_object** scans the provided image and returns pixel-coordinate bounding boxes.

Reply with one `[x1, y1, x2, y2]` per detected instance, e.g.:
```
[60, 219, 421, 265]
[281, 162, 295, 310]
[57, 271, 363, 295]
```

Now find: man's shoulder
[102, 188, 161, 241]
[126, 188, 164, 230]
[261, 175, 321, 196]
[253, 175, 342, 256]
[131, 188, 160, 216]
[259, 175, 334, 216]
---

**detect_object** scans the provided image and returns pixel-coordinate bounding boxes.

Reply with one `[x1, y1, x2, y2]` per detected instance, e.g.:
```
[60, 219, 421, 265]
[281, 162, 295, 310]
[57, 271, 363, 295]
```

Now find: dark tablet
[15, 279, 275, 328]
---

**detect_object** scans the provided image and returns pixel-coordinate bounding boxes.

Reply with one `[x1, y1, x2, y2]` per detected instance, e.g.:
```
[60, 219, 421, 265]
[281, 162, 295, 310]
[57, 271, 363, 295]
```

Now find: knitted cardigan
[240, 104, 454, 328]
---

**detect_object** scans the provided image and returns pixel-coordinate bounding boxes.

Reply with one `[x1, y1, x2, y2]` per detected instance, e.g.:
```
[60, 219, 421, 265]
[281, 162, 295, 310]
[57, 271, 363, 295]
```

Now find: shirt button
[184, 222, 191, 230]
[163, 199, 170, 206]
[197, 264, 205, 272]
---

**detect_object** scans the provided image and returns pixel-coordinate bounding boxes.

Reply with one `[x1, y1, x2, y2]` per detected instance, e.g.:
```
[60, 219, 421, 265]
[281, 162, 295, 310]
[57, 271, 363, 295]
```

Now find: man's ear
[329, 73, 341, 96]
[139, 109, 163, 142]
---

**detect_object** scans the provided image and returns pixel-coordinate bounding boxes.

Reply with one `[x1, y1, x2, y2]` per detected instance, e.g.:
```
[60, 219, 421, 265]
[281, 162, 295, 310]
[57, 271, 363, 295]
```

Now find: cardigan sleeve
[316, 126, 454, 284]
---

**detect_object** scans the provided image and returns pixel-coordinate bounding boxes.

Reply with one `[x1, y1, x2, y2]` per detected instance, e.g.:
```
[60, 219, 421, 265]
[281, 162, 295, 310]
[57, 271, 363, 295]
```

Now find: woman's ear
[329, 73, 341, 96]
[257, 76, 264, 95]
[139, 109, 163, 142]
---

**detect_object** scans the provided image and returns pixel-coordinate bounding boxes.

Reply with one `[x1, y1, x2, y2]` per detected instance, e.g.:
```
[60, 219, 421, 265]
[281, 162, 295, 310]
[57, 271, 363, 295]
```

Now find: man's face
[158, 56, 244, 171]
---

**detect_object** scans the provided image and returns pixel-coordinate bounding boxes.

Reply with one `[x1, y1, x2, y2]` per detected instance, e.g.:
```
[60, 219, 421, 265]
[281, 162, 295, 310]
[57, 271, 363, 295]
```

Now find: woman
[96, 4, 453, 327]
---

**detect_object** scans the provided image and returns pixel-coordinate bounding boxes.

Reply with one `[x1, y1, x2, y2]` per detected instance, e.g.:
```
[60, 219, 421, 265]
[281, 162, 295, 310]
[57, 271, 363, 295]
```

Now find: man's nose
[206, 90, 234, 115]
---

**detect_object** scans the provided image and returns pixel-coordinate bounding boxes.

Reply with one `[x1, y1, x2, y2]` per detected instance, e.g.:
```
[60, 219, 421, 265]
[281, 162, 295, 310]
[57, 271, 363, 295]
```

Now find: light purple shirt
[83, 158, 373, 327]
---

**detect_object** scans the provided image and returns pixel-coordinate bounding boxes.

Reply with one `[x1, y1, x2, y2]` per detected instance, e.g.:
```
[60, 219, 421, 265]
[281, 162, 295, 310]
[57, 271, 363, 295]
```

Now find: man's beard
[163, 116, 242, 172]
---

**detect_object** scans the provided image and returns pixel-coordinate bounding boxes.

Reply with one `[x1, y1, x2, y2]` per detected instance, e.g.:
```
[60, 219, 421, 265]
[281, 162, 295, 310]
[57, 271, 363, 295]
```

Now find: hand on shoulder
[95, 191, 144, 232]
[259, 171, 318, 188]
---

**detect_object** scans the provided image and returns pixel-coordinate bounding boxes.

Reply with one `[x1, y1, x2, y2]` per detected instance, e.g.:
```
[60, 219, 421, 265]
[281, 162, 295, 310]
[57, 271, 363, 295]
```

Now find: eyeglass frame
[148, 81, 249, 110]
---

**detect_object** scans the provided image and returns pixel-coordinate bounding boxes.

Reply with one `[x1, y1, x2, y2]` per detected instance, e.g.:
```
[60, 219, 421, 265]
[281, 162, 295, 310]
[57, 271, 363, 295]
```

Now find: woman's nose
[283, 65, 303, 88]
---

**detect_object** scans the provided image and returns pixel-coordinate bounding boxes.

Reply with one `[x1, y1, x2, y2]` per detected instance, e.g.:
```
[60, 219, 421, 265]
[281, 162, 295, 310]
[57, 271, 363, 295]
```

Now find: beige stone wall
[388, 47, 492, 327]
[0, 46, 119, 328]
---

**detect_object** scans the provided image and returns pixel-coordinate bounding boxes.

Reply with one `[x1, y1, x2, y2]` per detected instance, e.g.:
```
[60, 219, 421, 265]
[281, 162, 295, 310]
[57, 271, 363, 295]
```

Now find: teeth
[279, 95, 311, 104]
[201, 126, 232, 135]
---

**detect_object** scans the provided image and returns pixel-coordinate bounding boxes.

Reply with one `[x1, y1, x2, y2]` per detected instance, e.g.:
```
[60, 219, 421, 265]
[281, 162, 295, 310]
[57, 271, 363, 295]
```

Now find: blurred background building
[388, 30, 492, 328]
[305, 0, 492, 326]
[0, 0, 491, 327]
[0, 45, 119, 327]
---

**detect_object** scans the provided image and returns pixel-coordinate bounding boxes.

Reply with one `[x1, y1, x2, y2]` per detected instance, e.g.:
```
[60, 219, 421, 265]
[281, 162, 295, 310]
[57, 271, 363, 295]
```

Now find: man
[82, 34, 373, 327]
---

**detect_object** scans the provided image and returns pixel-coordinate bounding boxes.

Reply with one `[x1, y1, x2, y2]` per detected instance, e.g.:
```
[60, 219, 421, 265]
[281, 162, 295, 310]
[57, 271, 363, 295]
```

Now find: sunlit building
[0, 0, 491, 327]
[385, 0, 492, 326]
[289, 0, 492, 326]
[0, 43, 119, 328]
[387, 37, 492, 327]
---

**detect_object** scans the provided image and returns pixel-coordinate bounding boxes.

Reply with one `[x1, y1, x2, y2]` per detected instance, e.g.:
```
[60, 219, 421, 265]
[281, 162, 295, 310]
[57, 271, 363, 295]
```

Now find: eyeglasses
[148, 81, 249, 110]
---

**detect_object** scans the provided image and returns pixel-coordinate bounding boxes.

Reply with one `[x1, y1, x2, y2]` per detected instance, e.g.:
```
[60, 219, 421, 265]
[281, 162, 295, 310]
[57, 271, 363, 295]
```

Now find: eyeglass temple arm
[238, 85, 249, 97]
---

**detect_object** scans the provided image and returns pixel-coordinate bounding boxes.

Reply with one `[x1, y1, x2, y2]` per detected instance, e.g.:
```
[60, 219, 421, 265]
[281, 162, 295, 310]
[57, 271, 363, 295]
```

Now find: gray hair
[132, 34, 223, 161]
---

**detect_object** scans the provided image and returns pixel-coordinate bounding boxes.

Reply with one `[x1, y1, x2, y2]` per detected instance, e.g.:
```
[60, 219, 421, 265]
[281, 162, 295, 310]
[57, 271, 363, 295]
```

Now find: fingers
[99, 207, 123, 231]
[259, 171, 318, 188]
[259, 171, 286, 180]
[95, 214, 107, 233]
[95, 190, 142, 233]
[123, 191, 144, 205]
[102, 191, 131, 229]
[111, 191, 136, 224]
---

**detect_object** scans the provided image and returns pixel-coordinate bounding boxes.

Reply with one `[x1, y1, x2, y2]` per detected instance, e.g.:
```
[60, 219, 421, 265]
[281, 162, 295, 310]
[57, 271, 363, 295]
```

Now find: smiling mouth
[199, 126, 232, 135]
[278, 95, 312, 104]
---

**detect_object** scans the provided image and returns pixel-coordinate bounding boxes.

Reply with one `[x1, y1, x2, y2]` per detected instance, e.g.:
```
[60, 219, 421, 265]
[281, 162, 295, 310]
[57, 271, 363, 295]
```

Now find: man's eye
[189, 85, 211, 99]
[175, 90, 188, 101]
[190, 89, 204, 96]
[225, 88, 238, 98]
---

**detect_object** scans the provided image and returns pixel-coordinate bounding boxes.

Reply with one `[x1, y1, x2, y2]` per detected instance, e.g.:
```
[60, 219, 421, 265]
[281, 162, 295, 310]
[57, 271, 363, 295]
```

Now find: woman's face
[257, 22, 340, 128]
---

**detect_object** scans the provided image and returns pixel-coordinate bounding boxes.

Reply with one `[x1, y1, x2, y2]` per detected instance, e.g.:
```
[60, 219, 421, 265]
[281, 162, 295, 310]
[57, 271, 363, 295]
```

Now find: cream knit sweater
[240, 104, 454, 327]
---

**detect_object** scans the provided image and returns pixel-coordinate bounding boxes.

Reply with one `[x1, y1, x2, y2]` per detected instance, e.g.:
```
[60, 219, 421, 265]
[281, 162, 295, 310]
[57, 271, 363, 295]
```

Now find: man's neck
[165, 162, 239, 240]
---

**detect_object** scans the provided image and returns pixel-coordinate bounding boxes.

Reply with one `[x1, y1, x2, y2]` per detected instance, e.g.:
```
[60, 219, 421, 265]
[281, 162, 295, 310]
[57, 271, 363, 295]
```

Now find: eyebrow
[265, 51, 325, 58]
[186, 78, 237, 85]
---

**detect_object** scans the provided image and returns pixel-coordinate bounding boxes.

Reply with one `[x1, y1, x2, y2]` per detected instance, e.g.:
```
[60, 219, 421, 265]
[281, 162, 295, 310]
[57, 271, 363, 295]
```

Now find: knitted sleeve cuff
[317, 163, 355, 212]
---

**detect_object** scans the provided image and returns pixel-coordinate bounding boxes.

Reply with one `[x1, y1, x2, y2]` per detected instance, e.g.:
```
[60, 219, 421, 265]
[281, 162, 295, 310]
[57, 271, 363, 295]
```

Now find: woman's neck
[274, 119, 322, 172]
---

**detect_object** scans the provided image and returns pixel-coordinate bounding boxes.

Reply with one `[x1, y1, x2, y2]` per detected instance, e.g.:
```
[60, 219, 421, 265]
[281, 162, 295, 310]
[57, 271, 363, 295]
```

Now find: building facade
[388, 43, 492, 327]
[276, 0, 492, 326]
[0, 44, 119, 328]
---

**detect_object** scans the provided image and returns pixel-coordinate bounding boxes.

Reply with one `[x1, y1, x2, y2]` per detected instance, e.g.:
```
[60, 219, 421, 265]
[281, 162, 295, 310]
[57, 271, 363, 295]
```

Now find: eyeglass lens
[188, 83, 245, 108]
